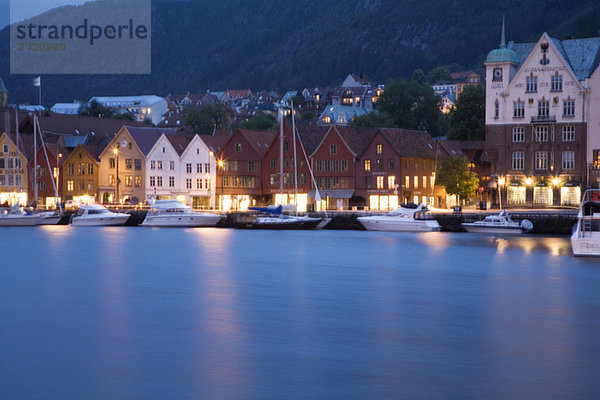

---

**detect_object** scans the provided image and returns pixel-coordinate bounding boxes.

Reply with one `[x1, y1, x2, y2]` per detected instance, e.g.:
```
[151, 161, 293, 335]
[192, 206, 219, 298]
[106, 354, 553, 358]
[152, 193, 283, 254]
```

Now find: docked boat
[36, 211, 63, 225]
[357, 203, 441, 232]
[0, 204, 39, 226]
[141, 200, 222, 227]
[70, 204, 131, 226]
[571, 189, 600, 256]
[248, 205, 324, 230]
[462, 210, 533, 234]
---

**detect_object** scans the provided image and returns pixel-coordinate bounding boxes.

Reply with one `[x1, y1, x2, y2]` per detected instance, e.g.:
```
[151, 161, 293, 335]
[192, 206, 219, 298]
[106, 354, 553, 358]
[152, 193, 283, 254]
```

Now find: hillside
[1, 0, 599, 106]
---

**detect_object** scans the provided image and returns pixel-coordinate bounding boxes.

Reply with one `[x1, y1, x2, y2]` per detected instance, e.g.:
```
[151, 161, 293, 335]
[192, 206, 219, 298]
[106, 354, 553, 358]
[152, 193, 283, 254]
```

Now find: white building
[89, 96, 168, 125]
[178, 135, 217, 209]
[51, 102, 82, 115]
[485, 22, 600, 207]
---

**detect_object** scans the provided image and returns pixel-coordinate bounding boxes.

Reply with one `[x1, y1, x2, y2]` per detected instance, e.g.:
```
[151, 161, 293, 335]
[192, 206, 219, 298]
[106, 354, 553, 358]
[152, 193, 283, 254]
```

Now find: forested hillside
[0, 0, 598, 105]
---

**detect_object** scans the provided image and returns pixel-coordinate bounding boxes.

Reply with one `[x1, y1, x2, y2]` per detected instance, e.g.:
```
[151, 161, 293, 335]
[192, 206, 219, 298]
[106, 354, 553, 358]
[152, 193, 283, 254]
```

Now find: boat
[141, 200, 222, 227]
[36, 211, 63, 225]
[70, 204, 131, 226]
[248, 205, 323, 229]
[571, 189, 600, 256]
[0, 204, 39, 226]
[357, 203, 441, 232]
[462, 210, 533, 234]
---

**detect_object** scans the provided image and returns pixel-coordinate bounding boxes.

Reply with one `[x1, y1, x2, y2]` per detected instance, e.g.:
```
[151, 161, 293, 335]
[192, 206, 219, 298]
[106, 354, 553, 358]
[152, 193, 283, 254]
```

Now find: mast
[36, 117, 62, 214]
[291, 100, 298, 212]
[279, 106, 284, 205]
[33, 114, 38, 210]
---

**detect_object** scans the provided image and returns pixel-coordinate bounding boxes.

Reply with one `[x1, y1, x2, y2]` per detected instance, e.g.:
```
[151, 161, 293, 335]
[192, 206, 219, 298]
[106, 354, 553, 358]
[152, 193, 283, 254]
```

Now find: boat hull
[248, 216, 323, 230]
[358, 217, 440, 232]
[462, 224, 522, 235]
[141, 214, 221, 227]
[571, 221, 600, 256]
[71, 214, 130, 226]
[0, 216, 39, 226]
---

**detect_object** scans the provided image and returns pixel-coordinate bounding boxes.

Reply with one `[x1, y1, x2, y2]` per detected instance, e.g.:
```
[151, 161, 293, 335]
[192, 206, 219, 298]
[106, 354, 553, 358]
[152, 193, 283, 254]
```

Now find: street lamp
[208, 151, 214, 209]
[55, 152, 62, 208]
[113, 147, 119, 204]
[218, 159, 224, 211]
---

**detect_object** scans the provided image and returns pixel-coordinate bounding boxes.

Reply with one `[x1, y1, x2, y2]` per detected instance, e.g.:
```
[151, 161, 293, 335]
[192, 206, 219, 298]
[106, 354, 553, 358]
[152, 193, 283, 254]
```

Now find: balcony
[531, 115, 556, 123]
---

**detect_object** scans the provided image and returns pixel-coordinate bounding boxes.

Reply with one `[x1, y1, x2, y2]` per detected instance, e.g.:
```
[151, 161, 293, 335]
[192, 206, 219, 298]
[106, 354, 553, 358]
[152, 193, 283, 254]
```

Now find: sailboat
[248, 101, 327, 229]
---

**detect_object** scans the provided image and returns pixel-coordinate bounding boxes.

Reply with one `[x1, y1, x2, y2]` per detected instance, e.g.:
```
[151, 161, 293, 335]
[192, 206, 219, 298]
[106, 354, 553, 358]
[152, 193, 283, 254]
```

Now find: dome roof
[486, 47, 519, 64]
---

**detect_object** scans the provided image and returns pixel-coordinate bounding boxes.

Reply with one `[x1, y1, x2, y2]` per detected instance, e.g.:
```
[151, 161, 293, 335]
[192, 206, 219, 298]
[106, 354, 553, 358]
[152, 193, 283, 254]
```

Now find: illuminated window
[108, 175, 115, 185]
[414, 176, 418, 189]
[405, 175, 409, 188]
[376, 144, 383, 154]
[423, 176, 427, 189]
[364, 159, 371, 172]
[134, 176, 142, 187]
[67, 180, 74, 192]
[151, 160, 155, 170]
[235, 143, 242, 152]
[535, 151, 548, 170]
[125, 176, 132, 187]
[376, 176, 384, 189]
[388, 176, 395, 189]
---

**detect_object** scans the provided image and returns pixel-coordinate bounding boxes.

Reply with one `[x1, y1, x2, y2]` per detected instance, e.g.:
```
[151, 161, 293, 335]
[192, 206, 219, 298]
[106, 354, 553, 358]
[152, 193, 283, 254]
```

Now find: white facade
[145, 134, 183, 203]
[586, 64, 600, 168]
[89, 96, 168, 125]
[179, 135, 217, 209]
[51, 102, 82, 115]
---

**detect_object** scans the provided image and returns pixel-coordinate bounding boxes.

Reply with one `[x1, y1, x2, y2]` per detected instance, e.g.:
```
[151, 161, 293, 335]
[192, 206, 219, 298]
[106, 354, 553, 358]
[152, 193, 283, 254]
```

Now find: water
[1, 227, 599, 399]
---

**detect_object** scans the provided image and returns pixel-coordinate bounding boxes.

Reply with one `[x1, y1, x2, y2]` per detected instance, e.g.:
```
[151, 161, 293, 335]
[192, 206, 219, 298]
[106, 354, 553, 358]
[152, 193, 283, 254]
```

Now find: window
[170, 161, 175, 170]
[125, 159, 132, 169]
[299, 173, 307, 185]
[324, 160, 331, 172]
[333, 160, 339, 171]
[376, 176, 384, 189]
[205, 178, 210, 190]
[535, 151, 548, 170]
[328, 144, 337, 155]
[494, 100, 499, 118]
[535, 126, 548, 142]
[422, 176, 427, 189]
[551, 74, 563, 92]
[405, 175, 409, 188]
[413, 176, 419, 189]
[151, 160, 155, 170]
[562, 151, 575, 170]
[376, 144, 383, 155]
[513, 101, 525, 118]
[364, 159, 371, 172]
[0, 175, 4, 185]
[563, 99, 575, 116]
[205, 163, 210, 173]
[186, 163, 192, 173]
[7, 158, 13, 169]
[186, 178, 192, 189]
[512, 152, 524, 170]
[388, 176, 396, 189]
[562, 126, 575, 142]
[270, 159, 276, 169]
[87, 180, 94, 191]
[526, 74, 537, 93]
[235, 143, 242, 152]
[39, 167, 46, 177]
[125, 176, 132, 187]
[7, 175, 13, 186]
[39, 181, 46, 191]
[197, 163, 202, 173]
[270, 174, 278, 186]
[15, 158, 21, 169]
[0, 158, 4, 169]
[364, 176, 371, 188]
[196, 179, 202, 189]
[78, 163, 85, 175]
[157, 161, 163, 170]
[109, 158, 115, 169]
[2, 145, 7, 153]
[538, 99, 549, 116]
[135, 159, 142, 170]
[341, 160, 348, 171]
[134, 176, 142, 187]
[512, 127, 525, 142]
[157, 176, 163, 187]
[68, 163, 74, 175]
[162, 147, 166, 153]
[108, 175, 115, 185]
[247, 160, 255, 172]
[87, 163, 94, 175]
[78, 180, 85, 191]
[67, 180, 74, 192]
[283, 142, 289, 152]
[150, 176, 156, 187]
[169, 176, 175, 187]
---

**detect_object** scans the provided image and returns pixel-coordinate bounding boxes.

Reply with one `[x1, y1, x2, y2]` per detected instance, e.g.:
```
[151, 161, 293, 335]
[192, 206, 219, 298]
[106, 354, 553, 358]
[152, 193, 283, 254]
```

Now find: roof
[295, 122, 329, 154]
[334, 125, 378, 156]
[200, 134, 230, 154]
[379, 128, 438, 158]
[235, 129, 277, 157]
[166, 134, 193, 156]
[509, 35, 600, 81]
[90, 95, 166, 107]
[37, 114, 146, 137]
[125, 126, 178, 156]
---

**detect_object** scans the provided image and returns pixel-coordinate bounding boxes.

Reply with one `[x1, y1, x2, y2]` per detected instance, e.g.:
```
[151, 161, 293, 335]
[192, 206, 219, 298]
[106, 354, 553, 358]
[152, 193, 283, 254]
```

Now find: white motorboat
[36, 211, 63, 225]
[571, 189, 600, 257]
[462, 210, 533, 235]
[70, 204, 130, 226]
[0, 205, 39, 226]
[141, 200, 222, 227]
[357, 203, 440, 232]
[248, 205, 324, 230]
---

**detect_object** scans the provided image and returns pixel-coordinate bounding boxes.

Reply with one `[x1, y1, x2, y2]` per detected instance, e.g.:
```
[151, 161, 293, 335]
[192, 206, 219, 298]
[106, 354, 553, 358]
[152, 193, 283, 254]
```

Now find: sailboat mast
[279, 107, 284, 204]
[33, 114, 38, 210]
[37, 117, 62, 214]
[291, 101, 298, 209]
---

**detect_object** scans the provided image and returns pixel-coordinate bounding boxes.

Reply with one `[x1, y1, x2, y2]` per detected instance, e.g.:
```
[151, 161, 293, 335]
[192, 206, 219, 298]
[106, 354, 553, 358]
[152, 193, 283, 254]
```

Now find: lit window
[364, 159, 371, 172]
[388, 176, 395, 189]
[376, 144, 383, 154]
[376, 176, 384, 189]
[535, 151, 548, 170]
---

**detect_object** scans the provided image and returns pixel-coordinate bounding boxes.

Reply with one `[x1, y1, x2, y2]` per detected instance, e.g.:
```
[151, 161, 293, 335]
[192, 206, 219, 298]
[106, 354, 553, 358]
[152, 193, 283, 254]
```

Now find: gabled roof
[378, 128, 438, 158]
[36, 114, 146, 137]
[125, 126, 178, 156]
[334, 126, 378, 156]
[166, 134, 193, 156]
[235, 129, 277, 157]
[200, 134, 230, 154]
[296, 122, 329, 154]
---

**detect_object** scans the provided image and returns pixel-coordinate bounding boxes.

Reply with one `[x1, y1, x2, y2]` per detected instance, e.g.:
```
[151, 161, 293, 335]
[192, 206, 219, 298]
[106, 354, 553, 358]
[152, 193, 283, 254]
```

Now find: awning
[509, 180, 522, 187]
[564, 181, 580, 187]
[308, 189, 355, 199]
[536, 181, 549, 187]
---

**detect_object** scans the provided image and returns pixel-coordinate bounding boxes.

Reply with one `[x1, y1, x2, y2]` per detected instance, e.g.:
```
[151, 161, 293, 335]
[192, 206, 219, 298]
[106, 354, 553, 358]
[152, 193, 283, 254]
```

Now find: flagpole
[38, 76, 42, 107]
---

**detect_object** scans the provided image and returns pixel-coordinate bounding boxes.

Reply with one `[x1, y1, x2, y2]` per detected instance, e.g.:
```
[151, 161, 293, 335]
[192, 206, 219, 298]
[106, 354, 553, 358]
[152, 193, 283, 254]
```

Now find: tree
[240, 114, 277, 130]
[411, 69, 426, 85]
[350, 110, 395, 128]
[79, 100, 115, 118]
[436, 156, 479, 204]
[379, 78, 441, 135]
[428, 67, 452, 84]
[300, 111, 315, 121]
[448, 85, 485, 140]
[184, 103, 232, 134]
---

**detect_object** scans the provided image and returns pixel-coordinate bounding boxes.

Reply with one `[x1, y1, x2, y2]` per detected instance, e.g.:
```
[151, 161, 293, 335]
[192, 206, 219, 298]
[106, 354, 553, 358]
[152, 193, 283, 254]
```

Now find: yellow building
[0, 132, 28, 206]
[61, 144, 100, 205]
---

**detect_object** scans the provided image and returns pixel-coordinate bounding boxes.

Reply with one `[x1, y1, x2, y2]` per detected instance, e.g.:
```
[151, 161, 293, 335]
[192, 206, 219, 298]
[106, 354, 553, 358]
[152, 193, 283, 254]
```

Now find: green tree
[436, 156, 479, 203]
[448, 85, 485, 140]
[79, 100, 115, 118]
[184, 103, 232, 134]
[240, 114, 277, 130]
[379, 78, 441, 135]
[350, 110, 395, 128]
[411, 69, 426, 85]
[300, 111, 315, 121]
[428, 67, 452, 84]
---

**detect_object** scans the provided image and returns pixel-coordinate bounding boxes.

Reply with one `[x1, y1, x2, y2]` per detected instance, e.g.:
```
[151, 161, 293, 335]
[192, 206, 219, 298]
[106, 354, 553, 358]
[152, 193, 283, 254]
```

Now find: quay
[57, 208, 578, 235]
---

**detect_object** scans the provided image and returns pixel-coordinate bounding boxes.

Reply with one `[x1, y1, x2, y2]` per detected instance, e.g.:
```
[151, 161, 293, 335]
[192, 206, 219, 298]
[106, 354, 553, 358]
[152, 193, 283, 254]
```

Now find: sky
[1, 0, 92, 28]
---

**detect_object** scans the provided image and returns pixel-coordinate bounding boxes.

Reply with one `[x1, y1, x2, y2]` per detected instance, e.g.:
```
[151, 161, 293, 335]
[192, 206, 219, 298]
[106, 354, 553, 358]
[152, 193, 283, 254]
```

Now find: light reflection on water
[0, 228, 599, 399]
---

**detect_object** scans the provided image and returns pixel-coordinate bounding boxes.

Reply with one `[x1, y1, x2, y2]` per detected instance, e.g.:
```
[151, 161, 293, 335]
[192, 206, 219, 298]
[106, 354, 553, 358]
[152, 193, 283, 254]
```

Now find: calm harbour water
[1, 227, 599, 399]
